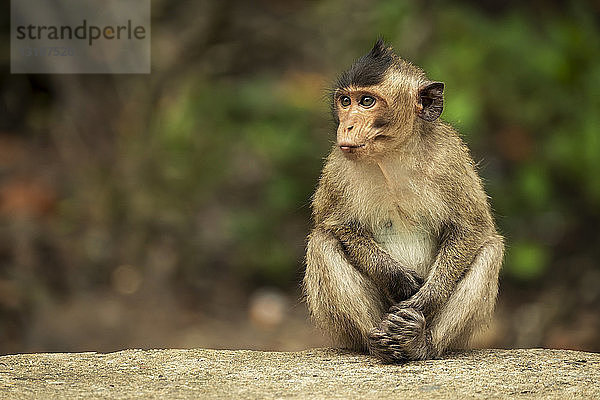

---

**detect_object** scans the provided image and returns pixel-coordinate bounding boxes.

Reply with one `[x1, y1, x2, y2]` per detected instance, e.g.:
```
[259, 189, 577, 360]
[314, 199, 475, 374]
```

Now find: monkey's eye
[340, 96, 351, 107]
[359, 96, 376, 108]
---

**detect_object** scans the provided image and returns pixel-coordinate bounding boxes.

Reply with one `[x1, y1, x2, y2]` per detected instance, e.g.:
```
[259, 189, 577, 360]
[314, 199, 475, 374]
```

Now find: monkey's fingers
[388, 270, 423, 302]
[369, 307, 431, 362]
[368, 327, 407, 363]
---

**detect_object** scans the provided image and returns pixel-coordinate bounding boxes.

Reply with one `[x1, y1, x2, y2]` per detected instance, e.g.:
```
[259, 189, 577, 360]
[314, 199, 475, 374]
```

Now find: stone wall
[1, 348, 598, 399]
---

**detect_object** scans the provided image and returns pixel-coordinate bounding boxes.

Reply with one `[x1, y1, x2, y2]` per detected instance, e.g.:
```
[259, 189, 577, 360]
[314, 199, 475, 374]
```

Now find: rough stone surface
[0, 348, 598, 399]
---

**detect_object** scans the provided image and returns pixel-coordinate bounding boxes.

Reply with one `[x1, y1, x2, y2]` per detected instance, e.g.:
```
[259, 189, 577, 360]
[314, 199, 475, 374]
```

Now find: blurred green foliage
[141, 77, 328, 284]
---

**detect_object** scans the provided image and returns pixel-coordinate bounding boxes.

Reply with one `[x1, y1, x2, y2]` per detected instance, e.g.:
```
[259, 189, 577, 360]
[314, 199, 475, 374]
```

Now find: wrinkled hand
[385, 269, 423, 303]
[369, 306, 431, 362]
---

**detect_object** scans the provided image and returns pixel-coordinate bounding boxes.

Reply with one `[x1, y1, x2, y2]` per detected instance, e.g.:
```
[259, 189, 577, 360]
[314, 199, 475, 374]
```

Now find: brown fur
[303, 41, 504, 362]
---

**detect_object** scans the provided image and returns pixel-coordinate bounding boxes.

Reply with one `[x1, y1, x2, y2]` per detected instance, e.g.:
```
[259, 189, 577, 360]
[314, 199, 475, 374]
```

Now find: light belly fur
[373, 221, 436, 278]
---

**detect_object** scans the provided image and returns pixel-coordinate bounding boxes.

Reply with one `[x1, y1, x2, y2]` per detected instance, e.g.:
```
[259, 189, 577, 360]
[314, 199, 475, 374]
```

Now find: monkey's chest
[373, 222, 436, 278]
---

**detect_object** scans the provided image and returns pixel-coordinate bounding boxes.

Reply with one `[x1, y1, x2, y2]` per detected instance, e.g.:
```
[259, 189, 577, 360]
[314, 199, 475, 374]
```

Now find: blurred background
[1, 0, 599, 355]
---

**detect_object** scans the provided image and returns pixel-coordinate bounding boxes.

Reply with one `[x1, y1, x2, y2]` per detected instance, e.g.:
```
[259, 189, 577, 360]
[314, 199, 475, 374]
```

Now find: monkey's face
[334, 88, 395, 160]
[332, 39, 446, 160]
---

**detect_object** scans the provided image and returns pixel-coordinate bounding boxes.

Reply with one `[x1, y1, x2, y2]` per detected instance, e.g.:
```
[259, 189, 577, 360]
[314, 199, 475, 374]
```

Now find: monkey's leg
[369, 235, 503, 362]
[304, 228, 388, 351]
[430, 235, 503, 352]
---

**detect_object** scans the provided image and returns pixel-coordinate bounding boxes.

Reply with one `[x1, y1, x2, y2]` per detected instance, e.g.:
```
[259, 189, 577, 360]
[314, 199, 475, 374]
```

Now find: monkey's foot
[368, 307, 432, 363]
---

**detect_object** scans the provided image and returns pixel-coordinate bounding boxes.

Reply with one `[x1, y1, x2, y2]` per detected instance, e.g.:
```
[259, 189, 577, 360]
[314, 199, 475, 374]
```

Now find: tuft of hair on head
[369, 37, 388, 58]
[335, 38, 396, 90]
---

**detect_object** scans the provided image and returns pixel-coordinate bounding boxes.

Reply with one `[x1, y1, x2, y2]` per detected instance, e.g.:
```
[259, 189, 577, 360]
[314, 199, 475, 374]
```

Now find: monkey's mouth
[339, 143, 365, 153]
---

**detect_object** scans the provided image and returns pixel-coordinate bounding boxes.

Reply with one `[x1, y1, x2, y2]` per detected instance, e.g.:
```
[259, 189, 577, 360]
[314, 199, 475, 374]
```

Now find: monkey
[303, 39, 504, 363]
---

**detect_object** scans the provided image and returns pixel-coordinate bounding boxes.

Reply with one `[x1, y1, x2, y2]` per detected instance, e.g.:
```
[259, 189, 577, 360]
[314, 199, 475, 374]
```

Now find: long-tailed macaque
[304, 39, 504, 362]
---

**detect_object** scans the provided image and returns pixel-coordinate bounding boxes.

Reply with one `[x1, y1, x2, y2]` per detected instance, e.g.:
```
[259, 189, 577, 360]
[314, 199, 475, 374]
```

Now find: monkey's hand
[386, 269, 424, 303]
[368, 306, 433, 363]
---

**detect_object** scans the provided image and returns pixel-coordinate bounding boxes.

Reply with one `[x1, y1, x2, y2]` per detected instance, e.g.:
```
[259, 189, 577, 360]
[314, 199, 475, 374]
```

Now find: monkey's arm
[329, 223, 423, 301]
[401, 222, 485, 316]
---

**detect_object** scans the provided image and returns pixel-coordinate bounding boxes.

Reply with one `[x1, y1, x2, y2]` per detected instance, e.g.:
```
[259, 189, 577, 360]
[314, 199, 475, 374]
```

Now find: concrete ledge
[0, 348, 598, 399]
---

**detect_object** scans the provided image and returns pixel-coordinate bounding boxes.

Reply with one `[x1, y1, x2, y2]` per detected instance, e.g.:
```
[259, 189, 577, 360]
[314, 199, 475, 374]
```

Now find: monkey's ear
[417, 82, 444, 122]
